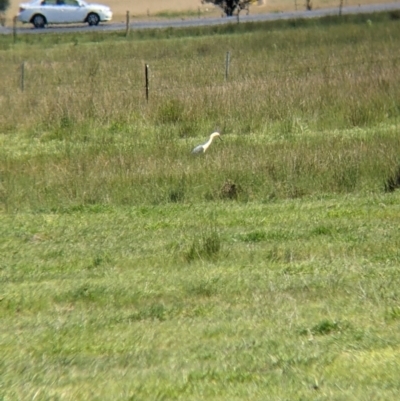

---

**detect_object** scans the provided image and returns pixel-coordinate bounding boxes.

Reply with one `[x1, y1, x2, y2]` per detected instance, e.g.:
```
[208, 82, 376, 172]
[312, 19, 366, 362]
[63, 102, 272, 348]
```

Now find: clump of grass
[155, 99, 185, 125]
[89, 252, 111, 269]
[129, 303, 167, 322]
[168, 187, 185, 203]
[385, 306, 400, 321]
[385, 166, 400, 192]
[300, 320, 347, 336]
[56, 284, 108, 305]
[184, 229, 222, 262]
[240, 230, 266, 243]
[185, 278, 219, 298]
[389, 10, 400, 20]
[220, 179, 240, 200]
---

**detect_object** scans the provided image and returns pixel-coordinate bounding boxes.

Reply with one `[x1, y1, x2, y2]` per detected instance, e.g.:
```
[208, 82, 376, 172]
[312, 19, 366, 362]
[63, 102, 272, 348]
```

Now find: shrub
[0, 0, 10, 13]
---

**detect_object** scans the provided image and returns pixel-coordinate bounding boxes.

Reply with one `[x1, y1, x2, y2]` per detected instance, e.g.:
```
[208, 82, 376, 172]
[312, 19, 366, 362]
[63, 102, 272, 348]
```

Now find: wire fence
[4, 51, 399, 99]
[0, 46, 399, 131]
[1, 45, 400, 133]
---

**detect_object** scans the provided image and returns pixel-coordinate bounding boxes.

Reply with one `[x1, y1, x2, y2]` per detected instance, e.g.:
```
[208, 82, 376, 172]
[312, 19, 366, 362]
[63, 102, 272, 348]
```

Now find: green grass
[1, 11, 400, 400]
[2, 195, 400, 400]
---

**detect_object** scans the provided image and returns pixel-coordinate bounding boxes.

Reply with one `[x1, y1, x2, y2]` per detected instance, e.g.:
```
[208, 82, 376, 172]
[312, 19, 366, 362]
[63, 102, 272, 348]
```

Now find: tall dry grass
[1, 14, 400, 211]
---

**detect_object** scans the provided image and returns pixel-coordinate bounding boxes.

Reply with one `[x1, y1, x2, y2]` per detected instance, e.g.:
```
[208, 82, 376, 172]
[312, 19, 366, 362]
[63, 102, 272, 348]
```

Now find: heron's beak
[218, 136, 223, 141]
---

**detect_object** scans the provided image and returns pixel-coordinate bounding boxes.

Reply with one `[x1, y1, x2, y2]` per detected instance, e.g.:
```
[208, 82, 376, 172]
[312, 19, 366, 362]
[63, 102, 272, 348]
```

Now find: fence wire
[2, 52, 400, 98]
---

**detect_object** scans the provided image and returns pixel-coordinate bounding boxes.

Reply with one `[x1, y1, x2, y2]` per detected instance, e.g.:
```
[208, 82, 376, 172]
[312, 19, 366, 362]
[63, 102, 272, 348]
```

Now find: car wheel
[87, 13, 100, 26]
[32, 14, 46, 29]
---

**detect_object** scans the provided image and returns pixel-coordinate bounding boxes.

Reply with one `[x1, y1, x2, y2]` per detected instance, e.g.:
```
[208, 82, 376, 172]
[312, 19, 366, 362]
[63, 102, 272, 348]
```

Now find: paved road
[1, 2, 400, 35]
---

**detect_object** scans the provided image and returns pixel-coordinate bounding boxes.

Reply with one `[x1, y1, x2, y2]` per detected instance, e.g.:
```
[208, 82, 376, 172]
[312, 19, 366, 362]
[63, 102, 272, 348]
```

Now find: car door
[40, 0, 63, 23]
[61, 0, 87, 23]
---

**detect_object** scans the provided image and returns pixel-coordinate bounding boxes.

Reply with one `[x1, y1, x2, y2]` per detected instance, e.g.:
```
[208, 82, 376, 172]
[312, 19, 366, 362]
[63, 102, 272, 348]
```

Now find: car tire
[32, 14, 46, 29]
[87, 13, 100, 26]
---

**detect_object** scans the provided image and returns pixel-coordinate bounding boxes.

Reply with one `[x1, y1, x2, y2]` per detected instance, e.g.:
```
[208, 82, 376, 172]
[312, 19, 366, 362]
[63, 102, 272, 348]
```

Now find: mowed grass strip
[1, 194, 400, 400]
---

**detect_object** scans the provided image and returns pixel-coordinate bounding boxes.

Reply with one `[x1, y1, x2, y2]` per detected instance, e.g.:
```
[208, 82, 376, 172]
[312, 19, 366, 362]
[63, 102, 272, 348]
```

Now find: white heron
[191, 132, 222, 154]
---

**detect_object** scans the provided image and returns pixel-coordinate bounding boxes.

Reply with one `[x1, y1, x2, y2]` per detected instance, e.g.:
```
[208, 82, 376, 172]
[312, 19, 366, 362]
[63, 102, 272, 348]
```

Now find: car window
[41, 0, 57, 5]
[64, 0, 80, 6]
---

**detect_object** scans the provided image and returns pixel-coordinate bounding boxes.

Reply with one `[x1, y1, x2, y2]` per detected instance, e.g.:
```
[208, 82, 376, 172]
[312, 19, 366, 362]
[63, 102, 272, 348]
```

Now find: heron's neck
[205, 136, 215, 147]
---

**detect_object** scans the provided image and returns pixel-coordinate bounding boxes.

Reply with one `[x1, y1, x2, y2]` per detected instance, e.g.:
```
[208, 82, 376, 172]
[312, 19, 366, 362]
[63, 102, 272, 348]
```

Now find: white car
[18, 0, 112, 28]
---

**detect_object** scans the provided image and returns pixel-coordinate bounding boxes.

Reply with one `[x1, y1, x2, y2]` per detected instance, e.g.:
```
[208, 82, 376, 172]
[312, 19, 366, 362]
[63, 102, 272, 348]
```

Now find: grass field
[1, 10, 400, 400]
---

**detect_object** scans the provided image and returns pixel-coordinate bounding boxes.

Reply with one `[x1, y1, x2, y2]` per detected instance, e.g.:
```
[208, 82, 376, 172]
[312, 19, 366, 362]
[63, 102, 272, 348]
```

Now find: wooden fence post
[225, 51, 230, 81]
[21, 62, 25, 92]
[339, 0, 344, 16]
[145, 64, 149, 103]
[13, 16, 17, 43]
[125, 11, 130, 37]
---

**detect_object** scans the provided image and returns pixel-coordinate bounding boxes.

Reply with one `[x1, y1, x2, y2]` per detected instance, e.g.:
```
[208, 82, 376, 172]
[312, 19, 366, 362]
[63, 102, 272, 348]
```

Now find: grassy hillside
[1, 12, 400, 400]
